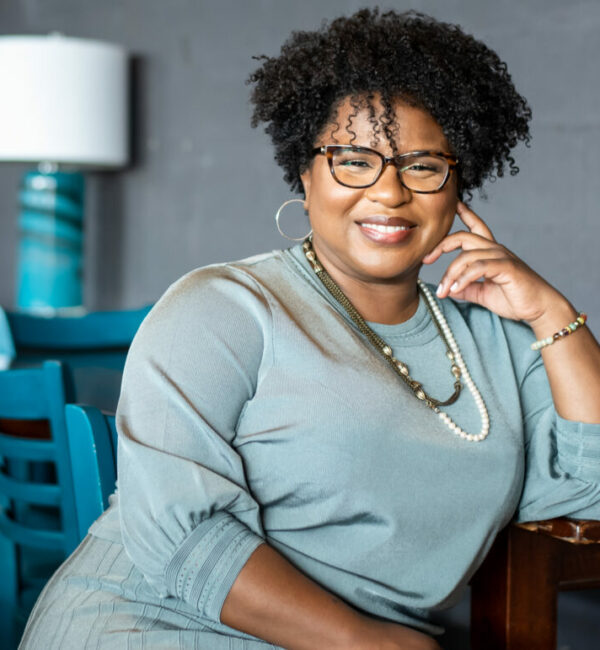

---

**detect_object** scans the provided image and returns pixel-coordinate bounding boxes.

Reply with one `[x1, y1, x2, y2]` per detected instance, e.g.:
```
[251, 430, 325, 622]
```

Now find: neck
[308, 245, 421, 325]
[331, 274, 420, 324]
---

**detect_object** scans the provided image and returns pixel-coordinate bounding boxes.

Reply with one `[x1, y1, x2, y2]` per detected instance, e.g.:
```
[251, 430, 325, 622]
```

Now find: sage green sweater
[21, 245, 600, 648]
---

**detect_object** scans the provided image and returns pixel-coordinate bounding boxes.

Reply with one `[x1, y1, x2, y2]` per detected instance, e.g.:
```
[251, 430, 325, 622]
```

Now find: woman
[21, 9, 600, 650]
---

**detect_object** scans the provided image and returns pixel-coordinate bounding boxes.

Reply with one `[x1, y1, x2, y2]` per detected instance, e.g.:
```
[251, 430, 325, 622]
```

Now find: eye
[400, 158, 445, 177]
[333, 149, 380, 172]
[402, 163, 437, 172]
[340, 158, 374, 168]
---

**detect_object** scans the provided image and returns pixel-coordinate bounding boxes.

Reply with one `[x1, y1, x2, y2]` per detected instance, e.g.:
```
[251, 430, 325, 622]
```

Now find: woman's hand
[346, 617, 442, 650]
[422, 201, 570, 328]
[423, 200, 600, 423]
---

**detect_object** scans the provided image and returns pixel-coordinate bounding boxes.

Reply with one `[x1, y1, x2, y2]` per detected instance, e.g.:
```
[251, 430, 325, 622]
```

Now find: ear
[300, 168, 312, 210]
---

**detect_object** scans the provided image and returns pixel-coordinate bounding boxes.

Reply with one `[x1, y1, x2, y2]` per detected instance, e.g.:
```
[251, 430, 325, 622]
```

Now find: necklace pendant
[301, 239, 490, 442]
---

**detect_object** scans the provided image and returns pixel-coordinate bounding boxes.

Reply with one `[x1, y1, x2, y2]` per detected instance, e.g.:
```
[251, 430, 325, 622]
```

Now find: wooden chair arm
[515, 517, 600, 544]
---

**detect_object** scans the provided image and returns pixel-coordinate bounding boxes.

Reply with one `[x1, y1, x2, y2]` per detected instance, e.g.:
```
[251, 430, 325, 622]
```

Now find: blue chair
[6, 305, 151, 351]
[65, 404, 117, 541]
[0, 361, 76, 648]
[7, 305, 151, 411]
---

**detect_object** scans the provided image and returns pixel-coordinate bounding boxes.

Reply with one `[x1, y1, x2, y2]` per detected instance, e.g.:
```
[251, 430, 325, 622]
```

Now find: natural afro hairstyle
[247, 8, 531, 198]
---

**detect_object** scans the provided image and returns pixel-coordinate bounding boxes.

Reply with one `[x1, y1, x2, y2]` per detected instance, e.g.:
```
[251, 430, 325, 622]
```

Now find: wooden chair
[0, 361, 76, 648]
[64, 404, 117, 541]
[471, 518, 600, 649]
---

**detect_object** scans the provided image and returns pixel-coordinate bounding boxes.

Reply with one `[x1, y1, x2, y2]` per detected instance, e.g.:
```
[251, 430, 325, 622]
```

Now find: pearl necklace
[417, 279, 490, 442]
[302, 240, 490, 442]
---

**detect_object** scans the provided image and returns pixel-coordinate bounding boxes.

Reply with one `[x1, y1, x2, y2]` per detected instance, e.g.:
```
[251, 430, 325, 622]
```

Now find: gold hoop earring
[275, 199, 312, 242]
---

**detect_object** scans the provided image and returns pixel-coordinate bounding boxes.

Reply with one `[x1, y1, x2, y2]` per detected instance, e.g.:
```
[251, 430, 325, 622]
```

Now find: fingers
[436, 248, 508, 296]
[436, 257, 514, 299]
[422, 230, 498, 265]
[447, 280, 486, 305]
[456, 201, 495, 241]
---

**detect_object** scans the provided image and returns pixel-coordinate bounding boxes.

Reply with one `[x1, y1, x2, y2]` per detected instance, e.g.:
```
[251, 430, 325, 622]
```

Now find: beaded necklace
[302, 238, 490, 442]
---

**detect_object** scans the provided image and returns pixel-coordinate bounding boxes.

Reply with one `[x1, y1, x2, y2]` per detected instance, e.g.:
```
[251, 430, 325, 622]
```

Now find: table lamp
[0, 34, 128, 314]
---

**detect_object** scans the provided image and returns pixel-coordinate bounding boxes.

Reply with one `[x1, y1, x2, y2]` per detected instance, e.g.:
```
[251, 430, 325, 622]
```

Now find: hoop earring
[275, 199, 312, 242]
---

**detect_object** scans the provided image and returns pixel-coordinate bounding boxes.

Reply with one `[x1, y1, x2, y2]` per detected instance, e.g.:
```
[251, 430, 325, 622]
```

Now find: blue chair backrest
[7, 305, 151, 412]
[64, 405, 117, 541]
[6, 305, 151, 350]
[0, 360, 79, 554]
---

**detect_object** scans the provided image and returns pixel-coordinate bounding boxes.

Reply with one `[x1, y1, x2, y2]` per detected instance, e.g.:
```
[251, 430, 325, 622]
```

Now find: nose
[364, 162, 411, 207]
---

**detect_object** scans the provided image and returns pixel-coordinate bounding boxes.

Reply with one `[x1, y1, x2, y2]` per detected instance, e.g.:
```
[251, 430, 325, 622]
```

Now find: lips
[355, 215, 416, 244]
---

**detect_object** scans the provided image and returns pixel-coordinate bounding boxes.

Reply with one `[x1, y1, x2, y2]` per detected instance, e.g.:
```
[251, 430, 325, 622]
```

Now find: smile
[356, 218, 416, 244]
[359, 224, 412, 233]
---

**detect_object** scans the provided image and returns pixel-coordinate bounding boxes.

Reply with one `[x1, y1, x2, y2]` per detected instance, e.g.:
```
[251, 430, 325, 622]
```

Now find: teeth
[360, 223, 411, 233]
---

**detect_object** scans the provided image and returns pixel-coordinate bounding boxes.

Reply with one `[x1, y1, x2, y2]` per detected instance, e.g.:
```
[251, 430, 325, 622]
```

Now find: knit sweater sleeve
[116, 264, 270, 623]
[508, 320, 600, 521]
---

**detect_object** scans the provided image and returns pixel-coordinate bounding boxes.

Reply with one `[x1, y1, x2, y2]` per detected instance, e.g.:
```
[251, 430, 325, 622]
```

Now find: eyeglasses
[312, 145, 458, 193]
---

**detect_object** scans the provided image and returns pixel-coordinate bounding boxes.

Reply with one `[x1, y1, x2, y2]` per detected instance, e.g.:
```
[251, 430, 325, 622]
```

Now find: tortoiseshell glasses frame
[312, 144, 459, 194]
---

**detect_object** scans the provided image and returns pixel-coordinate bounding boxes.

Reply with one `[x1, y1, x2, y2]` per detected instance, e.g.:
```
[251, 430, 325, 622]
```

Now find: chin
[351, 252, 420, 281]
[354, 262, 421, 284]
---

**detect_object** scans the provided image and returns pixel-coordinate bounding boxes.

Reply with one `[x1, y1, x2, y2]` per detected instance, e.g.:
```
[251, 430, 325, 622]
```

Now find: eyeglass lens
[331, 148, 449, 191]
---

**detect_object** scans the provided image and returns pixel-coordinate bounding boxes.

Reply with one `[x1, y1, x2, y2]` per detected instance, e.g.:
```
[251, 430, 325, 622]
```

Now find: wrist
[526, 294, 577, 340]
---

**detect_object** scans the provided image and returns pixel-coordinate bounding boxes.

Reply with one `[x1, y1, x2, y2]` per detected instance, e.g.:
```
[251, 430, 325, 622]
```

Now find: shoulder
[129, 251, 291, 359]
[160, 250, 284, 306]
[144, 250, 288, 326]
[119, 254, 285, 422]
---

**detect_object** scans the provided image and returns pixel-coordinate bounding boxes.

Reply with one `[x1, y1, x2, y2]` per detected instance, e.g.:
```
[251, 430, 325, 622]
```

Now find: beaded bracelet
[530, 312, 587, 351]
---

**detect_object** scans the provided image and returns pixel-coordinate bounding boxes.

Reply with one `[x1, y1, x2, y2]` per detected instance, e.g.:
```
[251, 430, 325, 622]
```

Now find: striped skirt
[19, 534, 280, 650]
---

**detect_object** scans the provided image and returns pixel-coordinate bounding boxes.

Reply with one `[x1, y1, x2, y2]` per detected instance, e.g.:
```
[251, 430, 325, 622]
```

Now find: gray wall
[0, 0, 598, 336]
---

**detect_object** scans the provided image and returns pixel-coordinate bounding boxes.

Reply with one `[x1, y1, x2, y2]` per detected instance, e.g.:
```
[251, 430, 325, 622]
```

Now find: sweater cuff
[555, 414, 600, 483]
[165, 510, 265, 622]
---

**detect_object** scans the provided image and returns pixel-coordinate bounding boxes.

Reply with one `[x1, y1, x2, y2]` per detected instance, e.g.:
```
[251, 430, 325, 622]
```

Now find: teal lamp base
[16, 170, 85, 314]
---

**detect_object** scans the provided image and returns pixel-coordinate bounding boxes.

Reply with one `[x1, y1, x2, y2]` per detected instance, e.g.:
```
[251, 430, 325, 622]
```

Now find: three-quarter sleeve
[116, 265, 272, 622]
[511, 324, 600, 521]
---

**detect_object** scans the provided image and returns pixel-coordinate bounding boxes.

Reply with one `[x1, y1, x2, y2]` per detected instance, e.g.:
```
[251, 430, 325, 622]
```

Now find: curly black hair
[247, 8, 531, 198]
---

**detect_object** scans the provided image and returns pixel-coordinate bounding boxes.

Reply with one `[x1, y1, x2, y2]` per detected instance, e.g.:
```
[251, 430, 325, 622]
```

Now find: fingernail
[436, 283, 443, 297]
[450, 282, 459, 292]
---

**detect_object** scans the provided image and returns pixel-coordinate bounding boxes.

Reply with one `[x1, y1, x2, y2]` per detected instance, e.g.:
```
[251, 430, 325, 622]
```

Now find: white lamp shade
[0, 34, 128, 168]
